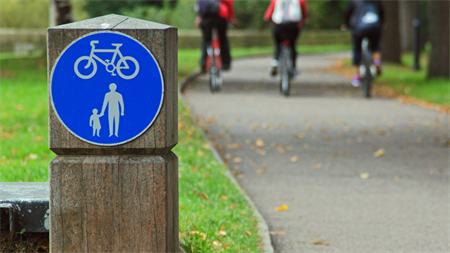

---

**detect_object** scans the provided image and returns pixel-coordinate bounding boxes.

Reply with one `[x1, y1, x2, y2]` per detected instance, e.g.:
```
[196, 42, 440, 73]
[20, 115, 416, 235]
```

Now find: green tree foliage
[0, 0, 50, 28]
[84, 0, 174, 18]
[306, 0, 348, 29]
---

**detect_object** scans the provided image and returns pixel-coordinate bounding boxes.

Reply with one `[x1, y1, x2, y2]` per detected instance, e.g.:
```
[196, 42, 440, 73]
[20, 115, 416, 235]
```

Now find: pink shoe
[351, 75, 360, 87]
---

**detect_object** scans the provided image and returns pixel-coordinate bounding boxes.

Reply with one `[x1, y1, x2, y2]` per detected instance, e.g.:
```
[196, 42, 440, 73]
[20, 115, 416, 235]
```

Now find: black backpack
[355, 1, 381, 31]
[197, 0, 220, 17]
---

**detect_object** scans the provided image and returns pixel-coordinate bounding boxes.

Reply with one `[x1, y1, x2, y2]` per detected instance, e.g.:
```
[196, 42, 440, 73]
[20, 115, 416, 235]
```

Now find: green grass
[376, 53, 450, 106]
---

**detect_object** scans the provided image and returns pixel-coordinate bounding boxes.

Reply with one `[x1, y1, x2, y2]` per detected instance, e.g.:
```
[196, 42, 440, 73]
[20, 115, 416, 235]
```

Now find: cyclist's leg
[270, 24, 284, 76]
[369, 28, 382, 74]
[351, 32, 364, 86]
[215, 16, 231, 70]
[286, 23, 300, 70]
[200, 17, 213, 71]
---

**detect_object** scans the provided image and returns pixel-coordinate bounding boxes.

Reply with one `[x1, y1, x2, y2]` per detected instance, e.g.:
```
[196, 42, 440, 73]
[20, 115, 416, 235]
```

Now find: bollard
[47, 14, 178, 252]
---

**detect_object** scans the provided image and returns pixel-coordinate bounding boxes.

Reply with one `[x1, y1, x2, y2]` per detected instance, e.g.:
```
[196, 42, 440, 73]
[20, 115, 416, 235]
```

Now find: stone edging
[178, 73, 275, 253]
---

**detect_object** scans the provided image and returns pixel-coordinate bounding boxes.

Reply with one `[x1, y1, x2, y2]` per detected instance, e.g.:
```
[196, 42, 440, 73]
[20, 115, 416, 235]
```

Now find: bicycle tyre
[74, 56, 97, 79]
[280, 46, 291, 96]
[117, 56, 140, 80]
[209, 66, 220, 92]
[361, 39, 372, 98]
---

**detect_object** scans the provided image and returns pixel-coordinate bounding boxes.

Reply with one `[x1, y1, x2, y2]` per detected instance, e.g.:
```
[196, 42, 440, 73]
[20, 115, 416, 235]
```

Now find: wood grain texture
[50, 154, 179, 252]
[47, 15, 178, 155]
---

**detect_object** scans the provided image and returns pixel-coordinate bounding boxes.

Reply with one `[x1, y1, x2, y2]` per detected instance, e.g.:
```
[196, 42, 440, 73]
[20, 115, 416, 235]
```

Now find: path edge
[178, 73, 274, 253]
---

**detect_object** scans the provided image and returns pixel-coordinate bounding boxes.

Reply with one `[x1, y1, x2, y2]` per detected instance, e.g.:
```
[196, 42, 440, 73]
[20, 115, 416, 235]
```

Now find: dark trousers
[273, 23, 300, 68]
[200, 16, 231, 69]
[351, 28, 382, 65]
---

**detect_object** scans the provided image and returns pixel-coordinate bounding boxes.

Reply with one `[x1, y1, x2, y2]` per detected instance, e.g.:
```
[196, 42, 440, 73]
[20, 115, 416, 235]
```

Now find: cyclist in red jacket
[264, 0, 308, 76]
[195, 0, 235, 72]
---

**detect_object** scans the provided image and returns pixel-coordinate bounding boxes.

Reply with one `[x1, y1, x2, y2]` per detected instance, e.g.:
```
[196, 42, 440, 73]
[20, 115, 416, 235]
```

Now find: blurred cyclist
[195, 0, 234, 72]
[343, 0, 384, 87]
[264, 0, 308, 76]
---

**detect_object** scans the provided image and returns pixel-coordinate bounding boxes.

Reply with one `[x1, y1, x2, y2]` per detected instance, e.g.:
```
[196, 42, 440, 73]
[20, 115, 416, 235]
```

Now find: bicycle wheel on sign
[117, 56, 140, 79]
[74, 56, 97, 79]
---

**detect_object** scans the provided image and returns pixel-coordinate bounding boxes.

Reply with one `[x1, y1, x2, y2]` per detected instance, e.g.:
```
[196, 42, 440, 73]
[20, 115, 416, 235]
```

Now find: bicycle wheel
[117, 56, 139, 80]
[361, 39, 372, 98]
[208, 46, 220, 92]
[279, 46, 291, 96]
[74, 56, 97, 79]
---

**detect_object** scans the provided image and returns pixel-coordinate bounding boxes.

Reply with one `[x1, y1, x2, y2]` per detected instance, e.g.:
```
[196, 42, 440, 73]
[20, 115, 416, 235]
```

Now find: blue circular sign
[50, 31, 164, 146]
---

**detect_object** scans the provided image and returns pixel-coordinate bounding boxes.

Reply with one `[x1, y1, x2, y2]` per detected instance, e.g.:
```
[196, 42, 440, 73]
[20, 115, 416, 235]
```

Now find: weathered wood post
[47, 14, 178, 252]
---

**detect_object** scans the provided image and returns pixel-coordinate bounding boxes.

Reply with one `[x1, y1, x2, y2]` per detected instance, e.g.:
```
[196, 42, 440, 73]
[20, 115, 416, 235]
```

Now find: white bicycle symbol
[74, 40, 139, 80]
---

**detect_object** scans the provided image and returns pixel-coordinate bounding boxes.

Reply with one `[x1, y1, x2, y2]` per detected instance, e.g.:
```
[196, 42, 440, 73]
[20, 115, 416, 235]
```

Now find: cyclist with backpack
[264, 0, 308, 76]
[195, 0, 234, 72]
[343, 0, 384, 87]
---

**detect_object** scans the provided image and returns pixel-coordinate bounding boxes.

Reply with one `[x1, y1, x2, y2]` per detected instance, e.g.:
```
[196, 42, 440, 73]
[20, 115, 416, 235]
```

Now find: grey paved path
[182, 53, 449, 252]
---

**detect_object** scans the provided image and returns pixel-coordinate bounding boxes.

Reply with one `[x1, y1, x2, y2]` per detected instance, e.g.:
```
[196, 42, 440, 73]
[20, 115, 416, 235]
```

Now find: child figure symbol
[90, 109, 101, 137]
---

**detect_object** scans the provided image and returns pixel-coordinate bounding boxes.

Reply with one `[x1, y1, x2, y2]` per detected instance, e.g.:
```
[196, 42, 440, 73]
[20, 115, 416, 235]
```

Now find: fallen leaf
[322, 135, 331, 141]
[305, 125, 312, 131]
[233, 157, 242, 163]
[245, 230, 252, 236]
[290, 156, 299, 163]
[303, 144, 310, 149]
[310, 239, 330, 246]
[226, 143, 242, 149]
[256, 166, 267, 175]
[274, 204, 288, 211]
[29, 153, 38, 160]
[229, 204, 238, 210]
[360, 172, 370, 179]
[394, 175, 401, 181]
[220, 195, 228, 200]
[313, 163, 323, 169]
[213, 240, 221, 246]
[295, 133, 305, 139]
[255, 138, 265, 147]
[374, 148, 385, 157]
[197, 192, 208, 200]
[33, 136, 43, 142]
[238, 173, 245, 178]
[270, 231, 286, 235]
[362, 130, 370, 135]
[415, 137, 422, 143]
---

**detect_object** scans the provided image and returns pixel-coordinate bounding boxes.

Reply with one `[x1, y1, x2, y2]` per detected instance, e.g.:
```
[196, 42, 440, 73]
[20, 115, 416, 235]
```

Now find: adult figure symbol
[100, 83, 124, 137]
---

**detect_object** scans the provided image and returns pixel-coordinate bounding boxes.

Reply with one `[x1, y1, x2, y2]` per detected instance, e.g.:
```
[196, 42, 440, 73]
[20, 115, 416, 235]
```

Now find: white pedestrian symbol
[89, 108, 101, 137]
[74, 40, 139, 80]
[99, 83, 124, 137]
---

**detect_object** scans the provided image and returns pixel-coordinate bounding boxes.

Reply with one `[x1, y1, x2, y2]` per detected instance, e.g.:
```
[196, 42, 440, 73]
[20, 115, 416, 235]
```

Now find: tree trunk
[54, 0, 74, 25]
[399, 0, 414, 52]
[427, 0, 450, 79]
[381, 0, 401, 63]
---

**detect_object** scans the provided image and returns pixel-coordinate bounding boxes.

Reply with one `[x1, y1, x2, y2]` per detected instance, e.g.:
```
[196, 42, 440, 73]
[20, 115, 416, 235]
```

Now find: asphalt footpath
[181, 53, 449, 252]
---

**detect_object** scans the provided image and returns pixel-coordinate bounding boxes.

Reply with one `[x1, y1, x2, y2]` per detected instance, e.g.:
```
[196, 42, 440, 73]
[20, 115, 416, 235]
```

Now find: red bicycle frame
[205, 31, 222, 70]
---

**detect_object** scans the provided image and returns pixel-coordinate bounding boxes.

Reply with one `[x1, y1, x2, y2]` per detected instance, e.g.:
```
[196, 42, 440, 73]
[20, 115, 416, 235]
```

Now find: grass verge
[375, 54, 449, 111]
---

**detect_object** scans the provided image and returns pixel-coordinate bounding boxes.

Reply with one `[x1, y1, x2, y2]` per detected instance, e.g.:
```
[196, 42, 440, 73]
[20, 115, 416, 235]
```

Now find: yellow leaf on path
[295, 133, 305, 139]
[256, 166, 267, 175]
[374, 148, 385, 157]
[255, 138, 265, 147]
[270, 231, 286, 235]
[310, 239, 330, 246]
[233, 157, 242, 163]
[290, 156, 299, 163]
[394, 175, 401, 181]
[274, 204, 288, 211]
[360, 172, 370, 179]
[305, 125, 312, 131]
[226, 143, 242, 149]
[313, 163, 323, 169]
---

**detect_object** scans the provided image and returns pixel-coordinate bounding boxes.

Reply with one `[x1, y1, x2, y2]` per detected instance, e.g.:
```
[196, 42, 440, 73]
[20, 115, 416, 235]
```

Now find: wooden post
[47, 14, 178, 252]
